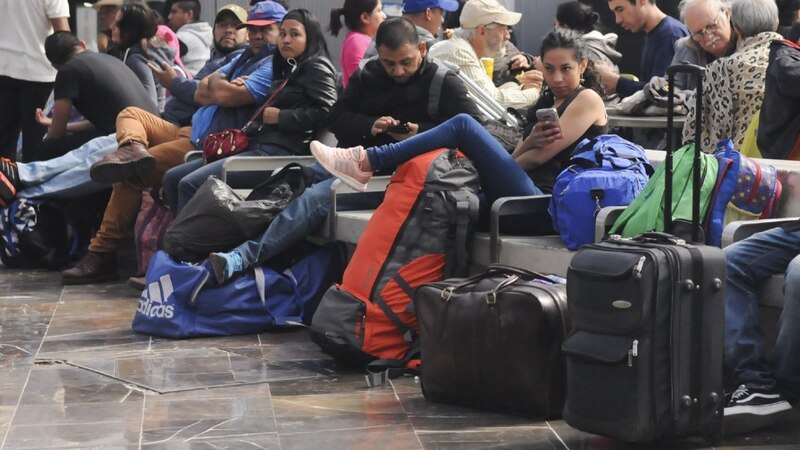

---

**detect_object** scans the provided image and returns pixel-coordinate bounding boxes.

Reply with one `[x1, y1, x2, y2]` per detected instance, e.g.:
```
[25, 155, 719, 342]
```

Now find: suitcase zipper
[628, 339, 639, 367]
[632, 256, 646, 279]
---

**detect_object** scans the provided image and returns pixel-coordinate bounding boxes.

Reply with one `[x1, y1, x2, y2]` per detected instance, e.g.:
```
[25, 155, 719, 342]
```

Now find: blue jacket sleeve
[168, 77, 200, 105]
[616, 76, 646, 98]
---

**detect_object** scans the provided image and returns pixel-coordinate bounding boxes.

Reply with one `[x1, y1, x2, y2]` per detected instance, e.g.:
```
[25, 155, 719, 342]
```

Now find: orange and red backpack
[311, 149, 479, 382]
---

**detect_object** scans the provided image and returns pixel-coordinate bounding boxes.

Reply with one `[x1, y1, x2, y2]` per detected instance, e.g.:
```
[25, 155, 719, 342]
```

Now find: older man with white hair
[428, 0, 543, 110]
[681, 0, 781, 153]
[671, 0, 736, 90]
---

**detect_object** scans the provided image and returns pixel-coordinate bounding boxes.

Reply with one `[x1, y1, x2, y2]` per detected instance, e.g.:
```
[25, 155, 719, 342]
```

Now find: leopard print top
[682, 32, 783, 153]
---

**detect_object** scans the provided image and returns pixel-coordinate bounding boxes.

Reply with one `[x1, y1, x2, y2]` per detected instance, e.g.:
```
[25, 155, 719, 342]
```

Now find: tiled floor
[2, 267, 800, 449]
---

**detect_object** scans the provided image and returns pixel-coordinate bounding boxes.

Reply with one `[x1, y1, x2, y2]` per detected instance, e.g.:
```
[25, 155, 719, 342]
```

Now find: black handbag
[413, 264, 569, 417]
[163, 164, 315, 262]
[484, 108, 528, 153]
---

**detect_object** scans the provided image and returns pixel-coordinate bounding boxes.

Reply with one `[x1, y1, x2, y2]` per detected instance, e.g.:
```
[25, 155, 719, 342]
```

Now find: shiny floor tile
[279, 423, 421, 450]
[57, 348, 320, 393]
[3, 422, 142, 449]
[2, 268, 800, 449]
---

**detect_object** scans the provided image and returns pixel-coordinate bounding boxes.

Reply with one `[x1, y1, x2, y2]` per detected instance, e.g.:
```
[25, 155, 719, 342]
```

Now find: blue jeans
[17, 134, 117, 198]
[162, 143, 293, 213]
[368, 114, 543, 202]
[232, 164, 382, 268]
[724, 226, 800, 402]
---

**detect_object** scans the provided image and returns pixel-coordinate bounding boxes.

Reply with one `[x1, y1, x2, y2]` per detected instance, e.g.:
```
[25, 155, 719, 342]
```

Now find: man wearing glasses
[595, 0, 688, 98]
[681, 0, 782, 153]
[670, 0, 736, 91]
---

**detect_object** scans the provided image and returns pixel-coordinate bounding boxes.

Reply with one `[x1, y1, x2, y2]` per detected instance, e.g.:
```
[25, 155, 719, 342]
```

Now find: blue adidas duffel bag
[132, 244, 345, 338]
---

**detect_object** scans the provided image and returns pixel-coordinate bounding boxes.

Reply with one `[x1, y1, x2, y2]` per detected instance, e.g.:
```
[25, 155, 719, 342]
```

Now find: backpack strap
[364, 339, 421, 387]
[427, 60, 450, 122]
[450, 189, 478, 278]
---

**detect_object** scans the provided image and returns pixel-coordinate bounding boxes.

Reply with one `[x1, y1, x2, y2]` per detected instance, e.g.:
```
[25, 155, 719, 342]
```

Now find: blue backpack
[549, 135, 653, 250]
[132, 243, 346, 338]
[0, 198, 79, 269]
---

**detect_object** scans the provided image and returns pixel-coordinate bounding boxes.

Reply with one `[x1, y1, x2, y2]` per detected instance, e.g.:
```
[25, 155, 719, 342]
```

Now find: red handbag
[202, 128, 250, 163]
[201, 78, 290, 163]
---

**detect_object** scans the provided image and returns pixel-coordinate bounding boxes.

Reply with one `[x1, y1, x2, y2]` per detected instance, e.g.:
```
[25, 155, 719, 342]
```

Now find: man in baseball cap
[215, 4, 248, 25]
[458, 0, 521, 28]
[402, 0, 459, 41]
[237, 0, 286, 29]
[403, 0, 459, 14]
[428, 0, 540, 110]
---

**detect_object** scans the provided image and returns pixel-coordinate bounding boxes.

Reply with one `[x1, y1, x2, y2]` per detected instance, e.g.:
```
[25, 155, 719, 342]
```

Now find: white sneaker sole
[310, 143, 368, 192]
[725, 400, 792, 416]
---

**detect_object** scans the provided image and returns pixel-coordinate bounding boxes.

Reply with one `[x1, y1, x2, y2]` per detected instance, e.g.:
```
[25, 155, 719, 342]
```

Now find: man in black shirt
[30, 31, 159, 162]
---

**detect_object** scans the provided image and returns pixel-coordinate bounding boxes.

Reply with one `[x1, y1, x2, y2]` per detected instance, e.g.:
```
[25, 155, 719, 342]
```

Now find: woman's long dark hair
[328, 0, 378, 36]
[530, 28, 601, 113]
[116, 2, 158, 54]
[273, 9, 331, 80]
[556, 1, 601, 34]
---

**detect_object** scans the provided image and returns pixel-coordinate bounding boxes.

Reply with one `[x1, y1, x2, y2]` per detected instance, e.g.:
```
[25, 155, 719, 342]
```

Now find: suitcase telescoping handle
[665, 63, 706, 243]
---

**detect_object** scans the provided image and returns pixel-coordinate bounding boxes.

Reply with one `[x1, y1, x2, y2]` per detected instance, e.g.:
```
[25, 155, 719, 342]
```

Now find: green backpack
[610, 144, 719, 239]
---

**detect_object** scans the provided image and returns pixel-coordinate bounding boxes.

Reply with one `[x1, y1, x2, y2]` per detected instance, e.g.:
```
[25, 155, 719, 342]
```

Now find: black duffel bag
[414, 264, 569, 418]
[163, 163, 314, 262]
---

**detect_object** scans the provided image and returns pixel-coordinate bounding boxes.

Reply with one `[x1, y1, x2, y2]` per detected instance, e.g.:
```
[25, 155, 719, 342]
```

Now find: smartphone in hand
[535, 107, 562, 134]
[387, 122, 411, 134]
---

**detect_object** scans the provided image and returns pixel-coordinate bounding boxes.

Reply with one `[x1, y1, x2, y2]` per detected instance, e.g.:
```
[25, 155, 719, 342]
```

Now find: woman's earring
[580, 73, 585, 83]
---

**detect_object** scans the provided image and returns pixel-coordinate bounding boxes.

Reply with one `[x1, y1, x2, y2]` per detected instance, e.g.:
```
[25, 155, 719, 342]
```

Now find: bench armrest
[721, 217, 800, 248]
[595, 206, 627, 243]
[221, 155, 316, 183]
[489, 195, 552, 263]
[184, 150, 202, 162]
[328, 177, 391, 240]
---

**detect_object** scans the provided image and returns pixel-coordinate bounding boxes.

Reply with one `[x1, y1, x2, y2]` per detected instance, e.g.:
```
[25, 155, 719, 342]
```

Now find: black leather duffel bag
[414, 264, 570, 418]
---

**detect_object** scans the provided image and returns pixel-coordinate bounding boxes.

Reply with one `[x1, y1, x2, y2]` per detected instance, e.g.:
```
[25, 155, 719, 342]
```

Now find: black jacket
[248, 55, 338, 154]
[758, 40, 800, 160]
[331, 57, 481, 148]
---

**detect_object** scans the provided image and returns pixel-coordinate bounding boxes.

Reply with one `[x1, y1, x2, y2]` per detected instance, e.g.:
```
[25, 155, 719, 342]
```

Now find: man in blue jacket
[159, 4, 249, 126]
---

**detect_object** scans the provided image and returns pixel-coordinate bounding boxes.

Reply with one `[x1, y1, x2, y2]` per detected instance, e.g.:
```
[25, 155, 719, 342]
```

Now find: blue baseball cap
[237, 1, 287, 29]
[403, 0, 460, 14]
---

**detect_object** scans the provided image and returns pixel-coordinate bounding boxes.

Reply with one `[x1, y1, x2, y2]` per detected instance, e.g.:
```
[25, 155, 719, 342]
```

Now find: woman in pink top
[328, 0, 386, 88]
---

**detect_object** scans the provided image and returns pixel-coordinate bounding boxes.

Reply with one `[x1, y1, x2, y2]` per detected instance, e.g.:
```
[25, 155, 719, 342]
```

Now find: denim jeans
[232, 164, 383, 268]
[17, 134, 117, 199]
[162, 143, 294, 214]
[368, 113, 543, 202]
[724, 226, 800, 402]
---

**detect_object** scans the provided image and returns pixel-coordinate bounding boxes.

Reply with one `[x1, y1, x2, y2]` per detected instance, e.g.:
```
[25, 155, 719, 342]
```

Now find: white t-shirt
[0, 0, 70, 82]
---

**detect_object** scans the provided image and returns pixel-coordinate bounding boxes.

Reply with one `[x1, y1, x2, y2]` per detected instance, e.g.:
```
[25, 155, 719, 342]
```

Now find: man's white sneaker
[723, 384, 793, 435]
[310, 140, 372, 192]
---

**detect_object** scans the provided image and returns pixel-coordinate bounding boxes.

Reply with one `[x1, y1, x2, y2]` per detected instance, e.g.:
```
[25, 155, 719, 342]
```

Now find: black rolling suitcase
[414, 265, 569, 418]
[561, 64, 726, 443]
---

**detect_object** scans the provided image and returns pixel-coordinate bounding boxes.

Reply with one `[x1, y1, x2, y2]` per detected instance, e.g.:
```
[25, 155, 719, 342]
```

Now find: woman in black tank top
[513, 30, 608, 193]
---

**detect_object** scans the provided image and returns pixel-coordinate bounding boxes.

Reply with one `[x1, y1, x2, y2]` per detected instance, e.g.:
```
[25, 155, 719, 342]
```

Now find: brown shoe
[61, 251, 119, 285]
[89, 141, 155, 184]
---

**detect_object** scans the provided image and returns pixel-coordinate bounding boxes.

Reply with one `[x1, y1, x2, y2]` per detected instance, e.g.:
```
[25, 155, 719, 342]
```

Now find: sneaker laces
[331, 146, 365, 163]
[731, 384, 749, 401]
